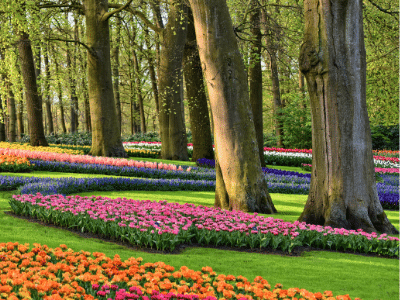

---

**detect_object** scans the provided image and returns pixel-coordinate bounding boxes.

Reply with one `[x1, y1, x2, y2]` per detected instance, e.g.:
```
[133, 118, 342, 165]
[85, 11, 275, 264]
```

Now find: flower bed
[0, 142, 84, 155]
[9, 194, 399, 257]
[0, 155, 31, 173]
[0, 148, 188, 172]
[0, 242, 358, 300]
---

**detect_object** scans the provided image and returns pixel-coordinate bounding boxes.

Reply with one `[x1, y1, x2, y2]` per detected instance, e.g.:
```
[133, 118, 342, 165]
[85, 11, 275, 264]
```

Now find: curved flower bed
[0, 148, 189, 171]
[0, 242, 358, 300]
[9, 194, 399, 256]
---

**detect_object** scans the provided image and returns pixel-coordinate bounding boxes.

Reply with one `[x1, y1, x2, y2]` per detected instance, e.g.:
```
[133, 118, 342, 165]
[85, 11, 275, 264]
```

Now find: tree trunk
[261, 7, 283, 148]
[17, 98, 24, 139]
[158, 0, 189, 161]
[0, 96, 5, 141]
[298, 0, 397, 234]
[66, 47, 79, 133]
[44, 45, 54, 135]
[144, 28, 160, 118]
[18, 32, 48, 146]
[183, 8, 213, 162]
[85, 0, 126, 157]
[189, 0, 276, 214]
[249, 0, 265, 166]
[7, 83, 17, 143]
[112, 17, 122, 134]
[132, 49, 146, 133]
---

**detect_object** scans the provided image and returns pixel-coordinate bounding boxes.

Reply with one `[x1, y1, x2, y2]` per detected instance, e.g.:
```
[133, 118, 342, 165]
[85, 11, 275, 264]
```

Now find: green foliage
[371, 124, 399, 151]
[276, 94, 312, 150]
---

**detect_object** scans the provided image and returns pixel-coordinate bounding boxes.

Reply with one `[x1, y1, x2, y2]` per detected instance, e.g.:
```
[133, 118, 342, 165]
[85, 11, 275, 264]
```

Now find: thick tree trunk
[43, 46, 54, 135]
[189, 0, 276, 214]
[158, 0, 189, 161]
[112, 17, 122, 134]
[18, 32, 48, 146]
[298, 0, 397, 234]
[183, 8, 213, 162]
[132, 49, 146, 133]
[249, 1, 265, 166]
[261, 8, 283, 148]
[85, 0, 126, 157]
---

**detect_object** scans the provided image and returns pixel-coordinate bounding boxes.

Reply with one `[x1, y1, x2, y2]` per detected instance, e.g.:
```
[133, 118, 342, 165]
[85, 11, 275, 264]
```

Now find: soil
[4, 211, 398, 260]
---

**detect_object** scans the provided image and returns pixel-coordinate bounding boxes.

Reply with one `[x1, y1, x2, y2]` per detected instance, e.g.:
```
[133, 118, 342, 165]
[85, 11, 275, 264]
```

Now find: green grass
[0, 166, 399, 300]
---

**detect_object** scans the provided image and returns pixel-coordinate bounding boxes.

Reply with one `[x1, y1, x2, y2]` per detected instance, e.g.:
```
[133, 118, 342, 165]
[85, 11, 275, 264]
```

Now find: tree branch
[45, 37, 96, 57]
[101, 0, 133, 22]
[366, 0, 399, 18]
[108, 3, 162, 33]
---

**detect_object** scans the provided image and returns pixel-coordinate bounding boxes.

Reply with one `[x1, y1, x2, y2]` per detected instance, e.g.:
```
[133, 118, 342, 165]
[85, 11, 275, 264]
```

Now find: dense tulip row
[0, 154, 31, 172]
[0, 147, 188, 171]
[0, 142, 84, 155]
[0, 242, 358, 300]
[9, 194, 399, 256]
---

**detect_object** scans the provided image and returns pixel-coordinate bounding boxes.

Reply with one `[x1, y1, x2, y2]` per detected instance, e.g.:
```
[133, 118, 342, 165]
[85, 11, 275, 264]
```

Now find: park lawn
[0, 167, 398, 300]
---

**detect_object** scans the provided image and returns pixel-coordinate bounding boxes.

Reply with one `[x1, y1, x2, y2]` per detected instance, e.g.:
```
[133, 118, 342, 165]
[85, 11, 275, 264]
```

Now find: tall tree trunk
[17, 97, 24, 139]
[158, 0, 189, 161]
[144, 28, 160, 119]
[0, 96, 5, 141]
[7, 83, 16, 142]
[249, 0, 265, 166]
[298, 0, 397, 233]
[85, 0, 126, 157]
[43, 45, 54, 135]
[18, 32, 48, 146]
[189, 0, 276, 214]
[183, 8, 213, 162]
[67, 47, 79, 133]
[112, 17, 122, 133]
[261, 7, 283, 148]
[52, 45, 67, 134]
[132, 49, 146, 133]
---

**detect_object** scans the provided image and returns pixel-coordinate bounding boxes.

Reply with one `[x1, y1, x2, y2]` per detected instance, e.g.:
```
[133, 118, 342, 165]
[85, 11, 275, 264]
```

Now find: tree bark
[17, 98, 24, 139]
[298, 0, 397, 233]
[183, 8, 214, 162]
[249, 0, 265, 166]
[0, 96, 5, 141]
[43, 45, 54, 135]
[7, 83, 16, 143]
[132, 49, 146, 133]
[18, 32, 48, 146]
[66, 46, 79, 134]
[112, 17, 122, 134]
[189, 0, 276, 214]
[144, 27, 160, 119]
[158, 0, 189, 161]
[85, 0, 126, 157]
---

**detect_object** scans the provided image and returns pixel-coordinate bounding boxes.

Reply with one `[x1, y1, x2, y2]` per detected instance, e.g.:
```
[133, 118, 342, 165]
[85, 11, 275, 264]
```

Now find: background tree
[298, 0, 397, 233]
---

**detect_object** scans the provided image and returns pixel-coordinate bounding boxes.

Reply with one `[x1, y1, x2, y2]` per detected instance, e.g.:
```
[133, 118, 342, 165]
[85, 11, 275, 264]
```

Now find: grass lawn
[0, 163, 398, 300]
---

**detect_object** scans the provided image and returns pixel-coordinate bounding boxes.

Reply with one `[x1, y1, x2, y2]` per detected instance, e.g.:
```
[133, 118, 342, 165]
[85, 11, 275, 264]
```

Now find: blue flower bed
[29, 160, 214, 181]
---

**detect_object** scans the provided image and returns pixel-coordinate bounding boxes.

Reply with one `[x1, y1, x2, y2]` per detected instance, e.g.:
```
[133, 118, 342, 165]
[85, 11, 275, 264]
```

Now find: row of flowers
[2, 169, 396, 210]
[122, 142, 399, 167]
[0, 148, 189, 172]
[0, 155, 31, 173]
[0, 242, 358, 300]
[299, 163, 399, 175]
[9, 194, 399, 257]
